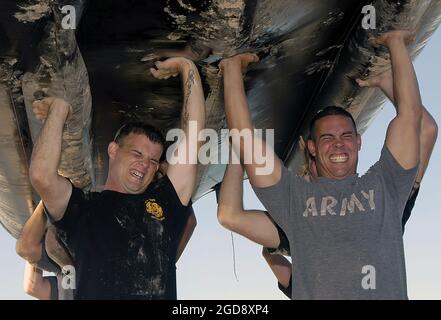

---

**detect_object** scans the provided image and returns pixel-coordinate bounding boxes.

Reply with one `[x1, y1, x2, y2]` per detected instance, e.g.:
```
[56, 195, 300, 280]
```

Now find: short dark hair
[308, 106, 357, 139]
[113, 122, 166, 160]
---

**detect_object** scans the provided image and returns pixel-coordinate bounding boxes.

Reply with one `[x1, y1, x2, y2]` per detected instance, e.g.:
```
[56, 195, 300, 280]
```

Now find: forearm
[222, 61, 255, 160]
[388, 39, 422, 117]
[23, 262, 51, 300]
[180, 61, 205, 134]
[222, 60, 281, 187]
[218, 163, 245, 213]
[29, 101, 69, 189]
[16, 202, 46, 263]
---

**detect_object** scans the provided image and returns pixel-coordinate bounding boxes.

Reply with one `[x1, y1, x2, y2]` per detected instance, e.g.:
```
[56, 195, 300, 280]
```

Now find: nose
[333, 139, 344, 148]
[137, 158, 149, 169]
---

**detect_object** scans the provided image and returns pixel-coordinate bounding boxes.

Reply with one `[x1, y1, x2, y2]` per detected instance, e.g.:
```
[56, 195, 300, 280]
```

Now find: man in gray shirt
[219, 30, 425, 299]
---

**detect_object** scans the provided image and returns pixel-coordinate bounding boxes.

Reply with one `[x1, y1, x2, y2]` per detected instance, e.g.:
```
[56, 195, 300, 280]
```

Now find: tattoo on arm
[182, 69, 195, 130]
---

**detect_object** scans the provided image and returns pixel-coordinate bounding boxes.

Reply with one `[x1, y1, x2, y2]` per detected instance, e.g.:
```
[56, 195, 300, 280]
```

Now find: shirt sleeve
[48, 184, 89, 247]
[377, 145, 419, 218]
[252, 165, 294, 238]
[156, 175, 191, 246]
[160, 175, 190, 212]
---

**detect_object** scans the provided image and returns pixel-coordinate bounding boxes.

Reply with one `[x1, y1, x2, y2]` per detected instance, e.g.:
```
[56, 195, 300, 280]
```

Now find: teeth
[330, 155, 348, 163]
[130, 170, 144, 179]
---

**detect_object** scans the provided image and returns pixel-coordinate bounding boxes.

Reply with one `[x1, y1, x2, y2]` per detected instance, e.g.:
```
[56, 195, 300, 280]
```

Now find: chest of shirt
[72, 194, 180, 261]
[291, 180, 403, 248]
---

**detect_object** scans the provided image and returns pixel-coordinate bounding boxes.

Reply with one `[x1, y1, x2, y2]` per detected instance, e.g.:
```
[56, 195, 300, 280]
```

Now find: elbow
[23, 280, 45, 300]
[16, 240, 41, 264]
[217, 206, 237, 231]
[29, 167, 51, 191]
[23, 281, 37, 297]
[422, 119, 438, 145]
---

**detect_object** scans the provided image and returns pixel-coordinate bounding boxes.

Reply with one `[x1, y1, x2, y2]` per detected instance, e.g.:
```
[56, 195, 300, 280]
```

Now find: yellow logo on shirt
[145, 199, 165, 221]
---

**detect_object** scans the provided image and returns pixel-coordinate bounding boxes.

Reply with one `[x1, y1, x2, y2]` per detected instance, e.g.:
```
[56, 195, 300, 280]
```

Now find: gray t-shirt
[253, 145, 418, 299]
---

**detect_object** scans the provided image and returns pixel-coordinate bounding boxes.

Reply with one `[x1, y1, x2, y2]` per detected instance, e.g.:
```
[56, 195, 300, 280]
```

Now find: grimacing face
[307, 115, 361, 180]
[107, 133, 164, 194]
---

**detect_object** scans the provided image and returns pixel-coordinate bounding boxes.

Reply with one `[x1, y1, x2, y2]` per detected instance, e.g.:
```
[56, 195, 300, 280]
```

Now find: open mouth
[130, 169, 145, 181]
[329, 154, 349, 163]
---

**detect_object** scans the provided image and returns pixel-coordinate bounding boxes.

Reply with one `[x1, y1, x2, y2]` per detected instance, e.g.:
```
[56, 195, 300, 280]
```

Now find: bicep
[167, 163, 197, 206]
[40, 176, 73, 222]
[386, 115, 420, 169]
[243, 137, 284, 188]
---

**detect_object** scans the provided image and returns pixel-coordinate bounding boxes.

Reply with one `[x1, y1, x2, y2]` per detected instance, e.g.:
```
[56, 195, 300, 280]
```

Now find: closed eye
[320, 134, 333, 141]
[131, 150, 142, 157]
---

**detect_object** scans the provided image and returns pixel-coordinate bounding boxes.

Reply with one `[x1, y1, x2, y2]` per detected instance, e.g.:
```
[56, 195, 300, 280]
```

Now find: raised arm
[150, 58, 205, 205]
[217, 158, 280, 248]
[370, 31, 423, 169]
[23, 262, 51, 300]
[16, 201, 46, 264]
[219, 54, 283, 188]
[357, 68, 437, 183]
[29, 97, 73, 221]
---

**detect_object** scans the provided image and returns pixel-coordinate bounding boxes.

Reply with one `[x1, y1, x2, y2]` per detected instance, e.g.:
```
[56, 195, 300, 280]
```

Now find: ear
[356, 133, 361, 151]
[108, 142, 119, 160]
[307, 139, 317, 158]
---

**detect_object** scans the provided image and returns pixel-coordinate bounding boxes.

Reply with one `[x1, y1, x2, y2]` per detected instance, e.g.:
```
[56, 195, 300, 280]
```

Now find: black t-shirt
[51, 175, 190, 300]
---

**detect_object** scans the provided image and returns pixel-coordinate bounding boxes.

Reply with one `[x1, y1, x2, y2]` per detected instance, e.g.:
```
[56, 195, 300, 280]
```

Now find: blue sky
[0, 28, 440, 300]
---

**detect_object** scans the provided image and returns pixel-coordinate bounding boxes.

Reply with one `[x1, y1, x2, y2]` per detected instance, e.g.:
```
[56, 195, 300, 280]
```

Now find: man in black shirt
[29, 57, 205, 299]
